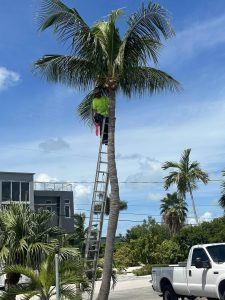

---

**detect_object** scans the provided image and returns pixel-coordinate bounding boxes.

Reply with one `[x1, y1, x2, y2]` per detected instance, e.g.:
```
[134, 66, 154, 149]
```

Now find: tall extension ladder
[85, 118, 109, 300]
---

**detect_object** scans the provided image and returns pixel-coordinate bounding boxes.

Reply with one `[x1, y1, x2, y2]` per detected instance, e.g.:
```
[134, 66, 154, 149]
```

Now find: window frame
[1, 181, 30, 203]
[191, 248, 210, 266]
[64, 205, 70, 218]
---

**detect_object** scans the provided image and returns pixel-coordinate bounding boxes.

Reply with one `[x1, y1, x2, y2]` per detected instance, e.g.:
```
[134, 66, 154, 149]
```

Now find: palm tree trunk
[97, 89, 120, 300]
[188, 184, 199, 225]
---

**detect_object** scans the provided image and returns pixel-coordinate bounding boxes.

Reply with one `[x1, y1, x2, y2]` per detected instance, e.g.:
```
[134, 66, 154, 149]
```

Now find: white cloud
[125, 157, 163, 184]
[189, 211, 213, 225]
[39, 137, 70, 153]
[0, 67, 20, 91]
[35, 173, 58, 182]
[73, 184, 92, 201]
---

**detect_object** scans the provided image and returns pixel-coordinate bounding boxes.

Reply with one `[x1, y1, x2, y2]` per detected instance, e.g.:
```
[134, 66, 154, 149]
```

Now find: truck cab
[152, 243, 225, 300]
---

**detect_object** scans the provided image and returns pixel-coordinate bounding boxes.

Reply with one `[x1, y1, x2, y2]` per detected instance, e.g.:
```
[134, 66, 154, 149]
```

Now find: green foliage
[160, 192, 188, 236]
[133, 265, 152, 276]
[219, 170, 225, 211]
[35, 0, 180, 126]
[162, 149, 209, 225]
[114, 218, 169, 266]
[0, 255, 89, 300]
[174, 216, 225, 259]
[152, 240, 183, 264]
[96, 267, 103, 280]
[133, 264, 168, 276]
[114, 243, 138, 270]
[0, 204, 64, 269]
[94, 194, 128, 216]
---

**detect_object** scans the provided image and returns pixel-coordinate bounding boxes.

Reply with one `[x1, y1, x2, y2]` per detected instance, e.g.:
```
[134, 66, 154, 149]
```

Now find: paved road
[108, 286, 160, 299]
[83, 275, 208, 300]
[83, 275, 162, 299]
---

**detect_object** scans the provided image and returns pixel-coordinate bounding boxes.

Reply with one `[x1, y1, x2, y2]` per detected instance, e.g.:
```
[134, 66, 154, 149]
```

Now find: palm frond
[77, 89, 97, 126]
[180, 148, 191, 164]
[92, 10, 123, 68]
[219, 194, 225, 209]
[38, 0, 103, 60]
[120, 66, 180, 97]
[34, 55, 99, 90]
[60, 285, 81, 300]
[117, 2, 174, 70]
[162, 161, 180, 170]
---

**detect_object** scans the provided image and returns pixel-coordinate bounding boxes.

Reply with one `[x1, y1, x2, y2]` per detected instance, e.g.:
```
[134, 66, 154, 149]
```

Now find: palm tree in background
[162, 148, 209, 225]
[74, 213, 88, 253]
[94, 194, 128, 216]
[160, 192, 188, 235]
[0, 204, 77, 290]
[0, 255, 89, 300]
[218, 170, 225, 211]
[34, 1, 180, 298]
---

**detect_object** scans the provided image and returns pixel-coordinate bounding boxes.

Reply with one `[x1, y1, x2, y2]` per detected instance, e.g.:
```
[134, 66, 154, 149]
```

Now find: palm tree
[160, 192, 188, 235]
[34, 1, 180, 298]
[94, 194, 128, 216]
[0, 204, 77, 289]
[162, 148, 209, 225]
[0, 255, 89, 300]
[219, 171, 225, 211]
[74, 213, 88, 253]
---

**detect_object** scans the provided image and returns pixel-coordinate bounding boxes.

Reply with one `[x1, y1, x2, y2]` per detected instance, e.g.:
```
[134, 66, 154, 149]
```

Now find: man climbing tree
[92, 89, 109, 145]
[34, 1, 180, 299]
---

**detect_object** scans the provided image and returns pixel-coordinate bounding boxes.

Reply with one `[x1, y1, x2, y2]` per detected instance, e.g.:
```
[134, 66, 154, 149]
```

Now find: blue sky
[1, 0, 225, 234]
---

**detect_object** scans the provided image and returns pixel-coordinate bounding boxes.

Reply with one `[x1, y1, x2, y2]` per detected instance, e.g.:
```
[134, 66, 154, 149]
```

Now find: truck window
[191, 248, 209, 266]
[206, 245, 225, 263]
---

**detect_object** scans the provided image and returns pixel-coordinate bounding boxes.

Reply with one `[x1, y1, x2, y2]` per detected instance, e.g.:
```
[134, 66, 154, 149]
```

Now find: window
[12, 182, 20, 201]
[21, 182, 29, 202]
[207, 245, 225, 263]
[65, 199, 70, 204]
[64, 205, 70, 218]
[2, 181, 30, 202]
[2, 182, 11, 201]
[46, 200, 52, 204]
[191, 248, 209, 266]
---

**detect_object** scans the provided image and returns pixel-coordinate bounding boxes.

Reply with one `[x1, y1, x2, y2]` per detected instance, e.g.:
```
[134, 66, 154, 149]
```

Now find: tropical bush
[0, 255, 89, 300]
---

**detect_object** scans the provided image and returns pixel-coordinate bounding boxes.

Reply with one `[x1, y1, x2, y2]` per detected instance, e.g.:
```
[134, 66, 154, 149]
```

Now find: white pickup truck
[152, 243, 225, 300]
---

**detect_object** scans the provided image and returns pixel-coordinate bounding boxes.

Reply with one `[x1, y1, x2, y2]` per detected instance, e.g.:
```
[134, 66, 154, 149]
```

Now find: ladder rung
[97, 171, 107, 174]
[100, 151, 107, 154]
[88, 249, 98, 252]
[100, 161, 108, 164]
[96, 180, 106, 183]
[86, 260, 97, 263]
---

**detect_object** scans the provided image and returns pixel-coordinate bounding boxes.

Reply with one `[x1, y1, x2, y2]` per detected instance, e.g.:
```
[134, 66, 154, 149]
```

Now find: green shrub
[133, 264, 168, 276]
[96, 267, 103, 279]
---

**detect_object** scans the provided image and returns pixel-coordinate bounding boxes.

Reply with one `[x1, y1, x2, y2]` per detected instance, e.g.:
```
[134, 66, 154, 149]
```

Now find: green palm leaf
[121, 66, 180, 97]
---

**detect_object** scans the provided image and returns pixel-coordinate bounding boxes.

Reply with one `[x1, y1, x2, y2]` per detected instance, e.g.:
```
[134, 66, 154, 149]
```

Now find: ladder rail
[84, 118, 109, 300]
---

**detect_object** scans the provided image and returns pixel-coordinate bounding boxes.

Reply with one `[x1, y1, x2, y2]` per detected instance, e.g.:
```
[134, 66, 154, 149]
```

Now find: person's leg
[103, 117, 108, 144]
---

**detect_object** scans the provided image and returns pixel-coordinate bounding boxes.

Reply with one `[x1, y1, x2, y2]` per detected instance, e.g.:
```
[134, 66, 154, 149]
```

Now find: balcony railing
[34, 182, 73, 192]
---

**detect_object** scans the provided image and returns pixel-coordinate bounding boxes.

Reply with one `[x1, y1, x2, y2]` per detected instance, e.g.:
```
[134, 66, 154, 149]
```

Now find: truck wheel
[163, 284, 178, 300]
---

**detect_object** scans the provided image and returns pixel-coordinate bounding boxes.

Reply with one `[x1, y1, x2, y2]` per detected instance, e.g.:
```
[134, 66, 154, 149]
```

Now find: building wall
[0, 172, 74, 233]
[0, 172, 34, 209]
[34, 190, 74, 233]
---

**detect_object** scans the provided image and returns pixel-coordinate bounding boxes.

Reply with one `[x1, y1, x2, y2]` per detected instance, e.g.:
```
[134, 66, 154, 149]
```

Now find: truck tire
[163, 284, 178, 300]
